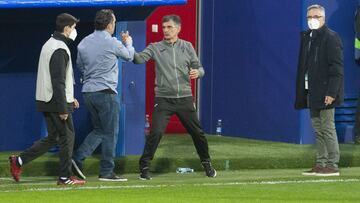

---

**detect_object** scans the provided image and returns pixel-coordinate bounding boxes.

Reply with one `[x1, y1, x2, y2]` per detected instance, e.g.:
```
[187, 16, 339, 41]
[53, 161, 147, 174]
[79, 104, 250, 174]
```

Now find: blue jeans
[73, 92, 120, 176]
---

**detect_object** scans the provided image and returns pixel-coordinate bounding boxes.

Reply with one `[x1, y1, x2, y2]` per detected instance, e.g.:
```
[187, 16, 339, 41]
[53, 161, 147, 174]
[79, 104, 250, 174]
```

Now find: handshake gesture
[121, 31, 133, 47]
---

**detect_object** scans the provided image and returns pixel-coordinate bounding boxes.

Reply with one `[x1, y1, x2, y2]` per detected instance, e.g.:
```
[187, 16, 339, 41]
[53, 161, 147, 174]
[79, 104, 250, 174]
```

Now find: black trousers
[20, 112, 75, 177]
[139, 97, 211, 170]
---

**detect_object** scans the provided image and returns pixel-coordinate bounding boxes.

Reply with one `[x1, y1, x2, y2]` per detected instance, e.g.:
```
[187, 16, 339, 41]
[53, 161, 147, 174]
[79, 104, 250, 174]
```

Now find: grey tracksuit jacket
[133, 39, 204, 98]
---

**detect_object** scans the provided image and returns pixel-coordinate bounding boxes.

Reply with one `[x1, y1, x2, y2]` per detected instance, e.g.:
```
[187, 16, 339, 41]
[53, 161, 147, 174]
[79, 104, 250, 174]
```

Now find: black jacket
[295, 25, 344, 110]
[36, 32, 74, 113]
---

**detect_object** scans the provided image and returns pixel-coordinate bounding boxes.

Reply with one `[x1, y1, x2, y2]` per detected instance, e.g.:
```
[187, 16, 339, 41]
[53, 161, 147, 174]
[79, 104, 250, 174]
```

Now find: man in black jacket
[295, 4, 344, 176]
[354, 6, 360, 144]
[9, 13, 85, 185]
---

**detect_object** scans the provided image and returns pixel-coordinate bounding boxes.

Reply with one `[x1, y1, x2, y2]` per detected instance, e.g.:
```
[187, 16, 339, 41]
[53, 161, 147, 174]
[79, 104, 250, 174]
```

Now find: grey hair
[162, 15, 181, 27]
[307, 4, 326, 17]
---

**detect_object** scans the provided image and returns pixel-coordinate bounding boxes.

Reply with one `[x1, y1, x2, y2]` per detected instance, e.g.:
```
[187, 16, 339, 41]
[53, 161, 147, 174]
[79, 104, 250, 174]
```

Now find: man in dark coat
[295, 4, 344, 176]
[353, 5, 360, 144]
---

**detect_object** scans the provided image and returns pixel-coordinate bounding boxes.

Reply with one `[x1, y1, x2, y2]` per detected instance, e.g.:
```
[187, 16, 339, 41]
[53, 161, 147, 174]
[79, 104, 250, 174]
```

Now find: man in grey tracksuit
[133, 15, 216, 180]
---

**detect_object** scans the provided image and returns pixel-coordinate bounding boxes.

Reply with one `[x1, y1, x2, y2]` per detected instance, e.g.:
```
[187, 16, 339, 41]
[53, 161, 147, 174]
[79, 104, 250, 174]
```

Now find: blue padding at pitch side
[0, 0, 186, 8]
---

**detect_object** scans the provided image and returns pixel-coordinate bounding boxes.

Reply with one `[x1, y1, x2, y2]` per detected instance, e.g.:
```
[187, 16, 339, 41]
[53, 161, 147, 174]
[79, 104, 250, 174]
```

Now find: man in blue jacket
[71, 9, 134, 181]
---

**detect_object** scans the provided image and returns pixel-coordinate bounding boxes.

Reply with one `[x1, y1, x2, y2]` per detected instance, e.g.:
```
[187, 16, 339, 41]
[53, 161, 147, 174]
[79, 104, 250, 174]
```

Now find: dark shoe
[302, 165, 324, 176]
[57, 176, 86, 185]
[201, 161, 217, 178]
[139, 167, 152, 180]
[99, 173, 127, 182]
[315, 167, 340, 177]
[9, 155, 22, 182]
[71, 159, 86, 180]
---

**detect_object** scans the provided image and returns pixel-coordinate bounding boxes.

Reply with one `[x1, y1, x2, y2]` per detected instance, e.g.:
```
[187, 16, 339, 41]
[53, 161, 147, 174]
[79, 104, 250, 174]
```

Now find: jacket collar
[52, 31, 72, 46]
[162, 39, 181, 47]
[310, 25, 327, 38]
[302, 25, 327, 38]
[94, 30, 112, 38]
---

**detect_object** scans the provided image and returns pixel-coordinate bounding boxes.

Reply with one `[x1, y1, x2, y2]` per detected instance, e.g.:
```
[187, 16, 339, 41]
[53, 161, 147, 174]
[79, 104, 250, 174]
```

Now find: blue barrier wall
[200, 0, 360, 143]
[200, 0, 302, 143]
[115, 21, 146, 156]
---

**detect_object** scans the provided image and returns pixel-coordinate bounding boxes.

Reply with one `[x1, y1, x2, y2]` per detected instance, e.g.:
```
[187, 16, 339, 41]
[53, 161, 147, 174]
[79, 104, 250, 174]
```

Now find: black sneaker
[139, 167, 152, 180]
[99, 173, 127, 182]
[71, 159, 86, 180]
[201, 161, 217, 178]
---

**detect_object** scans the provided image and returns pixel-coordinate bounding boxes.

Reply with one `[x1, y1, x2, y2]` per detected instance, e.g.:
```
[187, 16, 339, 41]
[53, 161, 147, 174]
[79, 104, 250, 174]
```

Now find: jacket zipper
[173, 46, 180, 97]
[315, 47, 318, 63]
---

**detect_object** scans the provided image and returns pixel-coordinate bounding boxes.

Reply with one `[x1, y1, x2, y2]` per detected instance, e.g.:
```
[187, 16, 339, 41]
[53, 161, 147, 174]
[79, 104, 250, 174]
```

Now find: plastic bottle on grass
[176, 167, 194, 173]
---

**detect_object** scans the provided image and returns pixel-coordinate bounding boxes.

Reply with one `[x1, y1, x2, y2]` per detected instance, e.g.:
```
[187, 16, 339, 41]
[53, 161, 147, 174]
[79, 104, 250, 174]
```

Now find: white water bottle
[216, 119, 222, 136]
[176, 167, 194, 173]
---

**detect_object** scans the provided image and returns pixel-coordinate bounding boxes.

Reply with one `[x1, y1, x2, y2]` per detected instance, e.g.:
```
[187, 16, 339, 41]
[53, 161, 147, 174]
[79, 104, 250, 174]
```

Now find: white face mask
[308, 19, 320, 30]
[69, 29, 77, 41]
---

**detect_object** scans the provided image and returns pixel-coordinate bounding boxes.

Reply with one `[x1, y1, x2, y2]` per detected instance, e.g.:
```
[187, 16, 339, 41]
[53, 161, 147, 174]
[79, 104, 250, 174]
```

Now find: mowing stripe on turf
[1, 178, 360, 193]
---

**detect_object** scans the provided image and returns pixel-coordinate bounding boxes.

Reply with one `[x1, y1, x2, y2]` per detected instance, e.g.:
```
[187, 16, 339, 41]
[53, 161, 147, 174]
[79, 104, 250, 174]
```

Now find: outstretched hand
[121, 31, 133, 46]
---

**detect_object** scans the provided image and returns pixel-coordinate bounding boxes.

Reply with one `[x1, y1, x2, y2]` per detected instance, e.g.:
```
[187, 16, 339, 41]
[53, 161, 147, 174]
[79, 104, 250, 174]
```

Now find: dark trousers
[139, 97, 211, 170]
[20, 112, 75, 177]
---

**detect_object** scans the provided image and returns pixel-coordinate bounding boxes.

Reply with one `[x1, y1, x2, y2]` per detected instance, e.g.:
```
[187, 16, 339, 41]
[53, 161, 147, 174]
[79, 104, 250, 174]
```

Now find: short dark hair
[56, 13, 79, 32]
[162, 15, 181, 26]
[94, 9, 115, 31]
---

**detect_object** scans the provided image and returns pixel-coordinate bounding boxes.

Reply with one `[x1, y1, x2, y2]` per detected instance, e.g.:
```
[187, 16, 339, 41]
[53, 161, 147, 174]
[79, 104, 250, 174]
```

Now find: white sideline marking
[196, 178, 360, 186]
[1, 178, 360, 193]
[0, 178, 13, 181]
